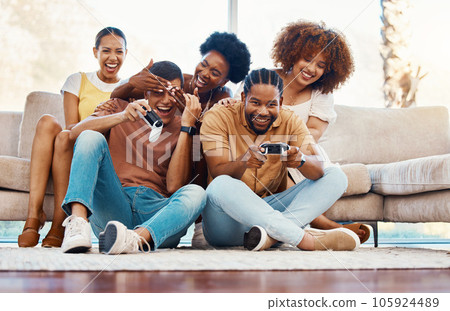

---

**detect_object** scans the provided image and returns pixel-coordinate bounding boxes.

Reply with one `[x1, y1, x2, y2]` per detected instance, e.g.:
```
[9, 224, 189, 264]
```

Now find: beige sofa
[0, 92, 64, 222]
[321, 105, 450, 245]
[1, 92, 449, 246]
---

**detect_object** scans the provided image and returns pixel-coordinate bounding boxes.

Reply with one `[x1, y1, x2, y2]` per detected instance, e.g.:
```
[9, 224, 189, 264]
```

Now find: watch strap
[180, 126, 196, 136]
[297, 153, 306, 168]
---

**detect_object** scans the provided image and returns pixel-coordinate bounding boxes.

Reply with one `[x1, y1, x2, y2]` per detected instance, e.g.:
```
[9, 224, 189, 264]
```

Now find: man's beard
[246, 113, 276, 135]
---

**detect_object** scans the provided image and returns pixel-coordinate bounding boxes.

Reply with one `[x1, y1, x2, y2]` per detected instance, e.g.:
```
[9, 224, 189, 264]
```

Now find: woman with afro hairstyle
[184, 31, 251, 110]
[110, 32, 251, 248]
[186, 32, 251, 248]
[111, 31, 251, 112]
[271, 20, 370, 244]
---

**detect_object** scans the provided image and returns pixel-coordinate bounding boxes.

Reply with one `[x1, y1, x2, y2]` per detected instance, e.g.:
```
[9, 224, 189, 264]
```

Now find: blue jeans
[203, 166, 348, 247]
[62, 130, 206, 249]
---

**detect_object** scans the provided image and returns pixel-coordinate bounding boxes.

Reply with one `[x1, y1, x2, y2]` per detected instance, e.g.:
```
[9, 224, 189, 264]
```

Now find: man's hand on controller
[121, 100, 151, 122]
[282, 146, 305, 168]
[242, 145, 267, 169]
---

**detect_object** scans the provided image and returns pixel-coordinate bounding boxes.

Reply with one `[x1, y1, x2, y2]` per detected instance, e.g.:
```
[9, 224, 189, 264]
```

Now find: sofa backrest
[18, 92, 64, 159]
[0, 111, 23, 157]
[319, 105, 450, 165]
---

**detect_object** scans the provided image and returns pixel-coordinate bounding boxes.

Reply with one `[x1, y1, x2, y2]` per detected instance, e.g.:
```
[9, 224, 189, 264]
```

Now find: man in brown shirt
[60, 61, 206, 254]
[201, 68, 360, 251]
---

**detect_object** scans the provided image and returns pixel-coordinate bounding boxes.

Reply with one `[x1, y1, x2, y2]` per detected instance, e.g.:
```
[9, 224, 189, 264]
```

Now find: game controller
[259, 142, 290, 155]
[135, 99, 163, 142]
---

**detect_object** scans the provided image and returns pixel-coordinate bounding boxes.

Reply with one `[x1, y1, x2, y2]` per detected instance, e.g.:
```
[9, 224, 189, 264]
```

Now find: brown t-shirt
[200, 102, 314, 197]
[94, 102, 181, 197]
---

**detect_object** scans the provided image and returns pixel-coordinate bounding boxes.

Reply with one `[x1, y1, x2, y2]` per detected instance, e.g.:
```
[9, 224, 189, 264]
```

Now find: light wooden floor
[1, 269, 449, 293]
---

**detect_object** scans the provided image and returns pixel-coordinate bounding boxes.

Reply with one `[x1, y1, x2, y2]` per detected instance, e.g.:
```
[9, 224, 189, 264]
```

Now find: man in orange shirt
[200, 68, 359, 251]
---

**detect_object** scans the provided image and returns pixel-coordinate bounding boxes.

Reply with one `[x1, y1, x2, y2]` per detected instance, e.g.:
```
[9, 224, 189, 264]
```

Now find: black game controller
[140, 106, 163, 128]
[259, 142, 290, 155]
[135, 102, 164, 142]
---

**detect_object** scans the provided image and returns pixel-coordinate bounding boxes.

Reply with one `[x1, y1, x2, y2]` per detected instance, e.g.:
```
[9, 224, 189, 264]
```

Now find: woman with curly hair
[271, 20, 370, 243]
[271, 20, 353, 142]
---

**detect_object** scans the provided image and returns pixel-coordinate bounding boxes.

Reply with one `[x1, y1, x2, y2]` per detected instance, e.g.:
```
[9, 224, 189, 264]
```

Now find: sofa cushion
[340, 163, 371, 197]
[384, 189, 450, 222]
[0, 190, 54, 221]
[324, 192, 384, 221]
[319, 105, 450, 165]
[18, 92, 64, 159]
[367, 154, 450, 195]
[0, 156, 53, 194]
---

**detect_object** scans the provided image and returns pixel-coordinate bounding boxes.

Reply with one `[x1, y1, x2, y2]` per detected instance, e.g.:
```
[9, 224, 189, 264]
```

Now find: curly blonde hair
[271, 20, 354, 94]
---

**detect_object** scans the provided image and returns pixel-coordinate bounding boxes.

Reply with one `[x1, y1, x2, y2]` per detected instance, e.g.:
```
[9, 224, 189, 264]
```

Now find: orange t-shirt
[200, 102, 314, 197]
[94, 101, 181, 197]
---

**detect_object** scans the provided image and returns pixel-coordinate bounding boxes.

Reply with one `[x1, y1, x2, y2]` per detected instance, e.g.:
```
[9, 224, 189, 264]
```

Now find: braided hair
[243, 68, 284, 97]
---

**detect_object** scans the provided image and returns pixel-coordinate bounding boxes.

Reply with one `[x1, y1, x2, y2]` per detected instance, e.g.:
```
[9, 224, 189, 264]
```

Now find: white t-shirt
[118, 77, 129, 86]
[60, 71, 121, 96]
[283, 89, 336, 124]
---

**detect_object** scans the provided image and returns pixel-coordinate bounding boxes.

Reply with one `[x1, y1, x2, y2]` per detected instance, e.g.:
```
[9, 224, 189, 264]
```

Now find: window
[0, 0, 228, 111]
[237, 0, 385, 108]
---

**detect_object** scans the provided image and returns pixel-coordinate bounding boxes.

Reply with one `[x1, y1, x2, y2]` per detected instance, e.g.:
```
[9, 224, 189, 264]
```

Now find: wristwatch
[180, 126, 196, 136]
[297, 153, 306, 168]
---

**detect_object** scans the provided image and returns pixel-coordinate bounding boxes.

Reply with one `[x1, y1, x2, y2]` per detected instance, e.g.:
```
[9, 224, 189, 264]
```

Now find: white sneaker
[304, 228, 360, 251]
[61, 215, 92, 253]
[99, 221, 150, 255]
[243, 225, 277, 251]
[191, 222, 213, 249]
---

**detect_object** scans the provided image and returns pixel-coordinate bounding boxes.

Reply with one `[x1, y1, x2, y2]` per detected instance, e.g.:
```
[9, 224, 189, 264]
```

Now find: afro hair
[271, 20, 354, 94]
[200, 32, 251, 84]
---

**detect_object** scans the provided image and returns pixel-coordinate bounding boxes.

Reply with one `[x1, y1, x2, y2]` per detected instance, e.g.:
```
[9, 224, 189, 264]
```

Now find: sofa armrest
[0, 111, 23, 157]
[18, 91, 64, 159]
[340, 163, 372, 197]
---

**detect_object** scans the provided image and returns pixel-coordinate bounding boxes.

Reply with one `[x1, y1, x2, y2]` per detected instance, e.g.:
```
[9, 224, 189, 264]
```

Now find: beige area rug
[0, 246, 449, 271]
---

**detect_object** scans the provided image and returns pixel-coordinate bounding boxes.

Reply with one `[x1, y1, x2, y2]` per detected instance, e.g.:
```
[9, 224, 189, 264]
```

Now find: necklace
[282, 74, 310, 106]
[201, 89, 214, 117]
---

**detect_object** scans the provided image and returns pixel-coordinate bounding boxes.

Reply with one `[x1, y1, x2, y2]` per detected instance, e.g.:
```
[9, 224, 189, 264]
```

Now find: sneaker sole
[63, 246, 91, 253]
[328, 228, 361, 250]
[61, 237, 91, 253]
[306, 228, 360, 251]
[243, 226, 267, 251]
[99, 223, 118, 254]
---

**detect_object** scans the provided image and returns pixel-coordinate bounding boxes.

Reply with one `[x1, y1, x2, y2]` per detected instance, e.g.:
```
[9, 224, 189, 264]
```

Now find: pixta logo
[125, 124, 173, 170]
